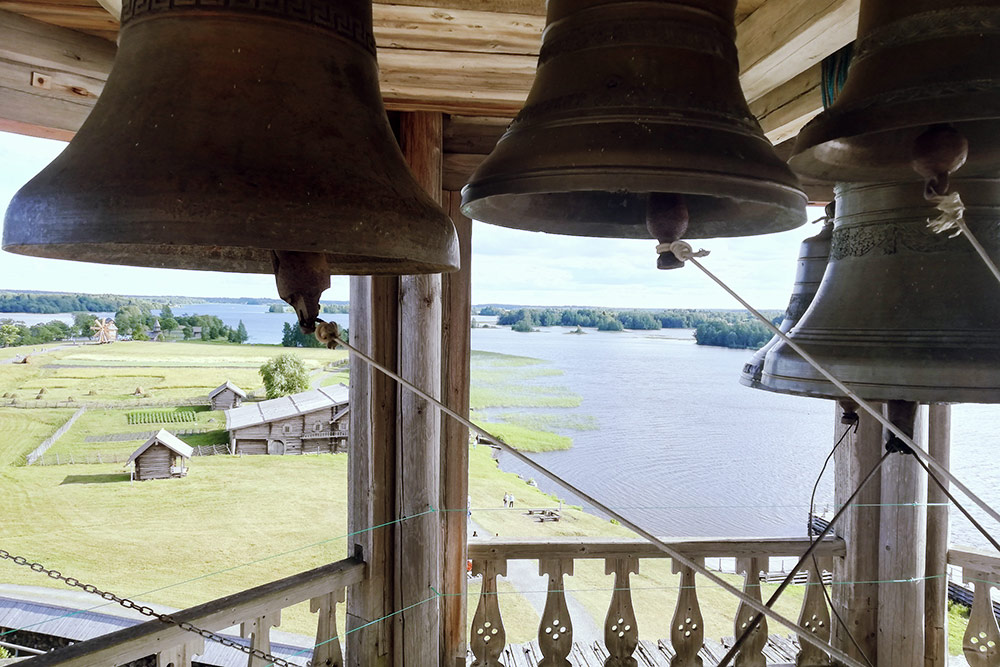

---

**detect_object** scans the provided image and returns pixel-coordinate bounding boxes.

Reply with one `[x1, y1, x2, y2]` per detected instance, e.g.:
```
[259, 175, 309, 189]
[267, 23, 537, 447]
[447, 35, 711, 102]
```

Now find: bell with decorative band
[740, 214, 834, 389]
[461, 0, 806, 245]
[790, 0, 1000, 185]
[2, 0, 459, 330]
[760, 178, 1000, 403]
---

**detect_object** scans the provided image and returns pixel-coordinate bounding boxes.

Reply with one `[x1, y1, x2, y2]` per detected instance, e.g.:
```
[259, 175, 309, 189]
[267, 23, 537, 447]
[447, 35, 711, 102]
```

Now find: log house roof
[209, 381, 247, 400]
[224, 385, 349, 431]
[125, 429, 194, 465]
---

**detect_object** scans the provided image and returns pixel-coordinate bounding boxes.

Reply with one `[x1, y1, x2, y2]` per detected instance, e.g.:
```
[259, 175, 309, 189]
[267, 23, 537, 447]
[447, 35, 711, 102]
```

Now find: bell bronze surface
[740, 216, 833, 389]
[760, 179, 1000, 403]
[461, 0, 806, 240]
[2, 0, 459, 277]
[790, 0, 1000, 184]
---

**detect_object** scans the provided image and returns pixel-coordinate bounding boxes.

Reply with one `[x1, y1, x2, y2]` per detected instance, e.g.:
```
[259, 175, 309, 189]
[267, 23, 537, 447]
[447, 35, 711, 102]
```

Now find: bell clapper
[646, 193, 690, 270]
[838, 399, 859, 428]
[911, 124, 969, 199]
[883, 400, 919, 457]
[271, 250, 331, 335]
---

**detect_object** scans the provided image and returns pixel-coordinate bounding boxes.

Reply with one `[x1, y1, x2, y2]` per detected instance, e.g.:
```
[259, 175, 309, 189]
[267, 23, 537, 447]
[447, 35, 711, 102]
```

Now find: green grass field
[1, 454, 351, 636]
[0, 407, 76, 466]
[49, 407, 226, 458]
[0, 342, 348, 404]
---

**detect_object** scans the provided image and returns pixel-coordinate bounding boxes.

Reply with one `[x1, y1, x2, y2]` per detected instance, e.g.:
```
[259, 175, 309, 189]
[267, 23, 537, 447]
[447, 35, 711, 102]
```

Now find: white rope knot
[655, 240, 710, 262]
[314, 320, 342, 349]
[926, 191, 966, 238]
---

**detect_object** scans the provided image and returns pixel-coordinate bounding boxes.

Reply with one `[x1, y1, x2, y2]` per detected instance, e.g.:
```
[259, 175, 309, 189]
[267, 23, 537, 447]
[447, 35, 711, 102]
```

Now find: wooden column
[441, 190, 472, 667]
[832, 401, 882, 663]
[397, 110, 444, 664]
[347, 275, 399, 667]
[878, 401, 927, 667]
[925, 404, 951, 667]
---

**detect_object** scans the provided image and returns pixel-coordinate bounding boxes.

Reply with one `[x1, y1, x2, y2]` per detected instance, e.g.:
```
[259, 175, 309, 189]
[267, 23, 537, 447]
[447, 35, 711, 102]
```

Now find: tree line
[486, 306, 781, 349]
[0, 290, 351, 315]
[0, 292, 158, 314]
[692, 318, 776, 350]
[281, 322, 348, 348]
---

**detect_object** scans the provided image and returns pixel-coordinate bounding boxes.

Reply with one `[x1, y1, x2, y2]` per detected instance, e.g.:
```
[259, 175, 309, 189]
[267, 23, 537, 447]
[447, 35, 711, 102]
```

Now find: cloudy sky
[0, 130, 823, 309]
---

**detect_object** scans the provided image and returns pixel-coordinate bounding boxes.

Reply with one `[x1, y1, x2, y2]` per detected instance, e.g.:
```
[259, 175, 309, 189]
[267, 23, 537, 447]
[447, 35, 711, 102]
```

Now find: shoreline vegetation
[483, 306, 782, 349]
[0, 290, 777, 350]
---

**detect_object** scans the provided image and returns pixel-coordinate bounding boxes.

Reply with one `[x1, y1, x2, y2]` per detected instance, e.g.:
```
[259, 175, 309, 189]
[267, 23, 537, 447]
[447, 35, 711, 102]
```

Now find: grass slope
[0, 408, 75, 466]
[0, 455, 350, 636]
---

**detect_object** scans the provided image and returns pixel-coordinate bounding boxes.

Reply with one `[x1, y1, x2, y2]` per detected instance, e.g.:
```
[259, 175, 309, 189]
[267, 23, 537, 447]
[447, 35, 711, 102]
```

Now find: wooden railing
[467, 536, 846, 666]
[16, 556, 364, 667]
[949, 547, 1000, 666]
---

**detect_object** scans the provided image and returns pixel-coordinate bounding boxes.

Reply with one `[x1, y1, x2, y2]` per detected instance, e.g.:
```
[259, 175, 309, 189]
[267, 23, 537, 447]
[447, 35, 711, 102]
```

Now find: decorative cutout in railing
[950, 548, 1000, 667]
[467, 537, 847, 667]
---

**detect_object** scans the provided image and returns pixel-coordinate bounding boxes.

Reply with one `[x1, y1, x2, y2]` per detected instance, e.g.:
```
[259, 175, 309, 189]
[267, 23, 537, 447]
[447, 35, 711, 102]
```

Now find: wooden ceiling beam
[749, 63, 823, 146]
[379, 48, 536, 116]
[737, 0, 858, 102]
[373, 5, 543, 56]
[0, 9, 112, 139]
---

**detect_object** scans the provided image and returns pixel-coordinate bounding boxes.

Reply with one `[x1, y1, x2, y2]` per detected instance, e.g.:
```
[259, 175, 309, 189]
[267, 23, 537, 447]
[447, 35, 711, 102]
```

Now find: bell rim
[789, 107, 1000, 183]
[1, 241, 461, 276]
[461, 170, 806, 239]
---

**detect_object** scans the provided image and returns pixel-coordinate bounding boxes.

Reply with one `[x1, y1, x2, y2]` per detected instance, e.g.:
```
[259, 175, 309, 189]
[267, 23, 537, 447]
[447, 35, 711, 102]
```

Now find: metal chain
[0, 549, 305, 667]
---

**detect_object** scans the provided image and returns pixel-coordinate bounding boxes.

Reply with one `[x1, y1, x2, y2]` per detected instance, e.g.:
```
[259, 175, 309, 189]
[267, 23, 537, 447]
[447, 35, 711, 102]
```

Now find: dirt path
[0, 343, 76, 365]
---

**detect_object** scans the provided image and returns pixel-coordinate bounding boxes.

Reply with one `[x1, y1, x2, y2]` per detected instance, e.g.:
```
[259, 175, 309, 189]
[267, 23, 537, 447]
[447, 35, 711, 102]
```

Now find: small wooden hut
[125, 430, 193, 481]
[208, 381, 246, 410]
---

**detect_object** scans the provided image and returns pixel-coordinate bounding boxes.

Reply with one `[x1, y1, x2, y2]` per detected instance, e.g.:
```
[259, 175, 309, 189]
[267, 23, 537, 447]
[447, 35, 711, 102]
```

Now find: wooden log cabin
[1, 2, 999, 667]
[225, 385, 349, 456]
[125, 430, 193, 481]
[208, 381, 247, 411]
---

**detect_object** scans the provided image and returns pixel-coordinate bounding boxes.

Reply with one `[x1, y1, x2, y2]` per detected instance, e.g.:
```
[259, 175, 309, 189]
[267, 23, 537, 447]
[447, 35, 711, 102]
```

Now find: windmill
[91, 318, 118, 344]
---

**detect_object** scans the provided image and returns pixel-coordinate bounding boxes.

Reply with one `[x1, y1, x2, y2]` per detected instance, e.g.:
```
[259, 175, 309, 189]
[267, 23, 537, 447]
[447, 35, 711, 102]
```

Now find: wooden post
[441, 190, 472, 666]
[832, 400, 881, 664]
[397, 110, 444, 664]
[346, 275, 399, 667]
[925, 404, 951, 667]
[878, 401, 927, 667]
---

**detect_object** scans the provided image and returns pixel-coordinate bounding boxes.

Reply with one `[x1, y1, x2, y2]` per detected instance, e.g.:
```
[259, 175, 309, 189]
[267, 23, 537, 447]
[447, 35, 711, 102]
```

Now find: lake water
[3, 304, 997, 548]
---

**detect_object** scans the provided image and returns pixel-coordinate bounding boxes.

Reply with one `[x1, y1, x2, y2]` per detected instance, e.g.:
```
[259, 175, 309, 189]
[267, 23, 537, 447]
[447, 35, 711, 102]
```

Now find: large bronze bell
[760, 179, 1000, 403]
[740, 216, 833, 389]
[3, 0, 459, 278]
[790, 0, 1000, 184]
[461, 0, 806, 241]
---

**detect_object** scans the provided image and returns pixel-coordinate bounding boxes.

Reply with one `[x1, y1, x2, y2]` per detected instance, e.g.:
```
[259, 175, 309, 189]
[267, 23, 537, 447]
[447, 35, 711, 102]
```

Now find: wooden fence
[30, 442, 231, 466]
[24, 407, 87, 465]
[4, 397, 210, 410]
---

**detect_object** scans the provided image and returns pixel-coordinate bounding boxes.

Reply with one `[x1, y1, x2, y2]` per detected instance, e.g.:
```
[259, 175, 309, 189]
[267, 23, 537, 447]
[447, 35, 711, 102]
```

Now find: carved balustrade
[14, 557, 364, 667]
[467, 537, 845, 667]
[949, 547, 1000, 667]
